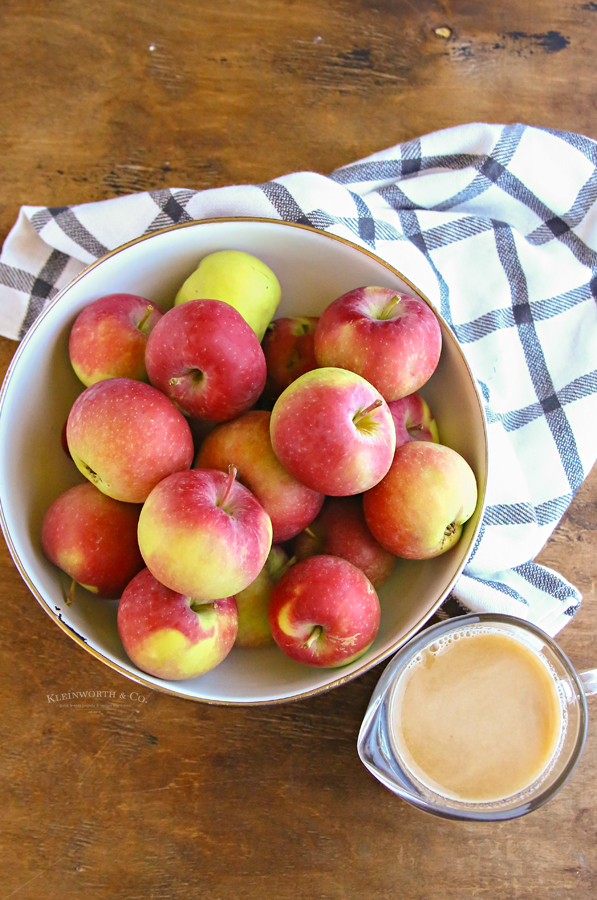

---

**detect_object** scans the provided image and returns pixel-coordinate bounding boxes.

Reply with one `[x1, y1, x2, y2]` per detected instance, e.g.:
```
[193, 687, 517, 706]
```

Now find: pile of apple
[41, 250, 478, 682]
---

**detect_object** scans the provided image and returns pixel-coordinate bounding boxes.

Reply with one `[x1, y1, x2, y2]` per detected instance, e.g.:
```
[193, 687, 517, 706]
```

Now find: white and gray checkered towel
[1, 122, 596, 636]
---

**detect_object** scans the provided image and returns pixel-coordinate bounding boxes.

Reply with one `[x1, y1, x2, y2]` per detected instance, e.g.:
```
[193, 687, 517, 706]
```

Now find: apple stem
[294, 318, 313, 336]
[219, 464, 237, 508]
[169, 369, 203, 387]
[66, 579, 76, 606]
[353, 399, 383, 426]
[137, 305, 154, 332]
[304, 527, 317, 540]
[303, 625, 323, 649]
[379, 295, 401, 320]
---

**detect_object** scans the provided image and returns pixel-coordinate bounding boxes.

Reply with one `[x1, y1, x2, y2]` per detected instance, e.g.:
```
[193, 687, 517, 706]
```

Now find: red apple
[363, 441, 478, 559]
[66, 377, 194, 503]
[261, 316, 319, 397]
[270, 367, 396, 496]
[145, 299, 267, 421]
[137, 466, 273, 600]
[195, 410, 324, 542]
[294, 496, 395, 588]
[41, 482, 144, 599]
[69, 293, 163, 386]
[234, 545, 289, 649]
[117, 568, 238, 680]
[268, 555, 380, 667]
[314, 286, 442, 400]
[388, 392, 439, 449]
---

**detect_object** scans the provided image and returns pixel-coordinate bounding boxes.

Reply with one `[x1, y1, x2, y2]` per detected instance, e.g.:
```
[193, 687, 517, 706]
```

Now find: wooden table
[1, 1, 596, 896]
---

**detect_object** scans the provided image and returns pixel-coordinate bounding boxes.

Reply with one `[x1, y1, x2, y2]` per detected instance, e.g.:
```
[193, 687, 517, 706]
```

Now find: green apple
[174, 250, 281, 341]
[234, 545, 289, 648]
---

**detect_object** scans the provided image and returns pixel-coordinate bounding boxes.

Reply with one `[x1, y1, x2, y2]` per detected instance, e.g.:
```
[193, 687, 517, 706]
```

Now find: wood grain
[1, 1, 597, 898]
[2, 0, 597, 236]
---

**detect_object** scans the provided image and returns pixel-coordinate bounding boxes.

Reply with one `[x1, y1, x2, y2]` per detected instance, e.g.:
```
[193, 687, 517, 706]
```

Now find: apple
[60, 418, 71, 459]
[41, 482, 144, 600]
[66, 377, 194, 503]
[388, 392, 439, 448]
[145, 299, 267, 421]
[69, 293, 163, 386]
[268, 555, 381, 667]
[117, 568, 238, 680]
[269, 367, 396, 495]
[261, 316, 319, 397]
[174, 249, 281, 341]
[314, 286, 442, 400]
[234, 545, 289, 648]
[363, 441, 478, 559]
[294, 496, 395, 588]
[137, 465, 273, 600]
[195, 410, 324, 542]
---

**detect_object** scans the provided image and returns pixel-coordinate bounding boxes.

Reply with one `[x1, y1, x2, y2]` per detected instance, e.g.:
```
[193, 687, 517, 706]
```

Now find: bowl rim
[0, 216, 489, 705]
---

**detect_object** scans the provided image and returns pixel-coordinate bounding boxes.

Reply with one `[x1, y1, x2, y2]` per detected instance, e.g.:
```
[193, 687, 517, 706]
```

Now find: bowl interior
[0, 219, 487, 704]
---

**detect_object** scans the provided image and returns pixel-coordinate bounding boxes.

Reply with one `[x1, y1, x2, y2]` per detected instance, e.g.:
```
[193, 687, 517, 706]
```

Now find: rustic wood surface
[1, 0, 597, 897]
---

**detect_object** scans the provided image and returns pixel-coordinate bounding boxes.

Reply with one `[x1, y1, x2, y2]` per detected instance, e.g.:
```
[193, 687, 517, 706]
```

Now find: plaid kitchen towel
[1, 122, 596, 636]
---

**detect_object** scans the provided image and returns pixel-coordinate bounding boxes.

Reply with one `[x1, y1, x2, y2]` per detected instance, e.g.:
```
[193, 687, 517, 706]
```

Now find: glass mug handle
[579, 669, 597, 697]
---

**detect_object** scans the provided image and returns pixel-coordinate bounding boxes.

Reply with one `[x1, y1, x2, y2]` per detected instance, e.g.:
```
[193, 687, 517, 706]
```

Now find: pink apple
[294, 496, 395, 588]
[137, 466, 273, 600]
[69, 293, 163, 386]
[41, 482, 144, 599]
[66, 377, 194, 503]
[261, 316, 319, 398]
[145, 299, 267, 421]
[363, 441, 478, 559]
[234, 545, 289, 649]
[388, 392, 439, 448]
[314, 286, 442, 400]
[195, 410, 324, 542]
[268, 555, 380, 667]
[270, 367, 396, 496]
[117, 568, 238, 680]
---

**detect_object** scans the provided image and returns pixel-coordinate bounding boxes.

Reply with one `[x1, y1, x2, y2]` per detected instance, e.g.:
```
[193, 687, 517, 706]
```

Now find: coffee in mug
[388, 626, 564, 803]
[358, 614, 593, 821]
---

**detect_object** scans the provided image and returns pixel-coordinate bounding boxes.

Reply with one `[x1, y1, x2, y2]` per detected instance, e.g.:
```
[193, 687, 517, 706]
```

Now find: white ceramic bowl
[0, 218, 487, 704]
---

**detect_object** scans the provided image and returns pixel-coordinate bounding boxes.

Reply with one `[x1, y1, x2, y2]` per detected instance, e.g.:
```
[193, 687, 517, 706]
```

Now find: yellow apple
[174, 250, 281, 341]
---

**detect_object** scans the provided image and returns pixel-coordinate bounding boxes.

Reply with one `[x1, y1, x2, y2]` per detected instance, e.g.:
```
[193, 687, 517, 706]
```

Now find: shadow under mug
[357, 613, 595, 821]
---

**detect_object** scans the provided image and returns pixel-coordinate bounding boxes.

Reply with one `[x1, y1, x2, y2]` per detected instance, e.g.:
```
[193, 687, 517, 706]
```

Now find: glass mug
[357, 613, 596, 821]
